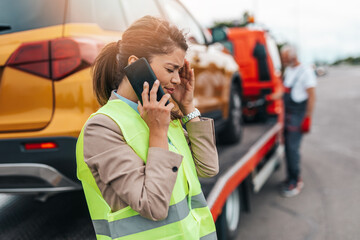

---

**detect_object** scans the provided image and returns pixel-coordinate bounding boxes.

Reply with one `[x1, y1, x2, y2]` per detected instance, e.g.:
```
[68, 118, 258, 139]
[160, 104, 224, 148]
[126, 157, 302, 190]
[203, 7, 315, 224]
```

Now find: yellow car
[0, 0, 241, 195]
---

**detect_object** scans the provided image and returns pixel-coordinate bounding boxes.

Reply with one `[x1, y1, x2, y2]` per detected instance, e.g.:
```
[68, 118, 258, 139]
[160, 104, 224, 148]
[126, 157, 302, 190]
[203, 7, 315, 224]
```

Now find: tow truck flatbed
[200, 119, 283, 221]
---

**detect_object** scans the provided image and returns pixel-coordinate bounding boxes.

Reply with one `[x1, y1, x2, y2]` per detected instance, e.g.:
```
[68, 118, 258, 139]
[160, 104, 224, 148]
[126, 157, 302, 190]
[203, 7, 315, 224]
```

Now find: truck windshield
[0, 0, 66, 35]
[266, 35, 282, 72]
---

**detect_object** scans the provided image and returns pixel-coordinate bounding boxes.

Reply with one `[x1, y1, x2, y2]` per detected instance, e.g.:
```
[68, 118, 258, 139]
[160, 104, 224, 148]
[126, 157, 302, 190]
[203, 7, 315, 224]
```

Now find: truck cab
[211, 26, 283, 122]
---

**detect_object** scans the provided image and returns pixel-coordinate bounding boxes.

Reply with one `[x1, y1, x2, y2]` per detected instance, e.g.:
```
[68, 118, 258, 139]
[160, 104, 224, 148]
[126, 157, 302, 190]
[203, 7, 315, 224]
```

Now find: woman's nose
[171, 72, 181, 85]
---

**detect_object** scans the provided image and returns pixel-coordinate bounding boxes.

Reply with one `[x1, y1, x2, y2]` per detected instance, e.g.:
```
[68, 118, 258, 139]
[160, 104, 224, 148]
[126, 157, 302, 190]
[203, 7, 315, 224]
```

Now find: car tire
[218, 86, 243, 144]
[216, 187, 242, 240]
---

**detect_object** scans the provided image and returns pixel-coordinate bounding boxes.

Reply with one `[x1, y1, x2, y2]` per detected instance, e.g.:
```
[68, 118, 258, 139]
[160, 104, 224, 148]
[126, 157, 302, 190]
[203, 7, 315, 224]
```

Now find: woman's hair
[92, 15, 188, 106]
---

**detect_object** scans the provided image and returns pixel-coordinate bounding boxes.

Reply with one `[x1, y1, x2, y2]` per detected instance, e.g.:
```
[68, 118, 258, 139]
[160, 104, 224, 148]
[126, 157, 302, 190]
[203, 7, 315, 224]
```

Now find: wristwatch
[182, 108, 201, 124]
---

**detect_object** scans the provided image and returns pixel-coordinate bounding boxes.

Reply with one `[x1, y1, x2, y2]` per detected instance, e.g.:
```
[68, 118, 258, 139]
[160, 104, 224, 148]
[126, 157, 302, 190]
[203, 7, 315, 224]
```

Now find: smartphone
[124, 57, 169, 105]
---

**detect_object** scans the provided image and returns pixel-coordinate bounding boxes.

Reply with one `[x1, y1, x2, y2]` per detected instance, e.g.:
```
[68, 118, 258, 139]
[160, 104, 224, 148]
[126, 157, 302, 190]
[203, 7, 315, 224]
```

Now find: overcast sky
[181, 0, 360, 64]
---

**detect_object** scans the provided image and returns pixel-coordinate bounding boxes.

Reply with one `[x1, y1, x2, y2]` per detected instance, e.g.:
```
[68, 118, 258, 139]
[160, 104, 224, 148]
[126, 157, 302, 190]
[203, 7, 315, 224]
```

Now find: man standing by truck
[270, 45, 317, 197]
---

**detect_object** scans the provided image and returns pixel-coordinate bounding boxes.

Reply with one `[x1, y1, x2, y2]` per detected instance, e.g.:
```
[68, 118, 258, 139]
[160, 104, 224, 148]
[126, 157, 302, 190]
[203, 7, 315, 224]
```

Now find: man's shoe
[280, 178, 304, 191]
[281, 181, 303, 197]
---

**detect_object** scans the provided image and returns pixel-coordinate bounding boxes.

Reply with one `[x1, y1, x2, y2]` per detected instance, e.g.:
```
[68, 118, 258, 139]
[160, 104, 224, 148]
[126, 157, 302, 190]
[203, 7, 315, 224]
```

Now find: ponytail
[92, 42, 122, 106]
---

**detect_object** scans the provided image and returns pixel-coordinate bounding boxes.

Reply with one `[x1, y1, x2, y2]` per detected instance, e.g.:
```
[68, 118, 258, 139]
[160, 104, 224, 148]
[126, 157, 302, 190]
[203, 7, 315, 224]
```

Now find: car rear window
[0, 0, 66, 35]
[67, 0, 127, 32]
[120, 0, 162, 26]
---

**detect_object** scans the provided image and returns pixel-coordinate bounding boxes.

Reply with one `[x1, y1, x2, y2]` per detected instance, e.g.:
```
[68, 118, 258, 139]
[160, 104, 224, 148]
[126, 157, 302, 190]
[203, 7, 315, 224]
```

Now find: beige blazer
[83, 92, 218, 221]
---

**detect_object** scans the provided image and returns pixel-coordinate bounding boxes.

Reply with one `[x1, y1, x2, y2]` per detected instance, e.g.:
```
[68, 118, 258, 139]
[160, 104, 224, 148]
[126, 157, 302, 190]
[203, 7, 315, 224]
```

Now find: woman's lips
[164, 87, 175, 94]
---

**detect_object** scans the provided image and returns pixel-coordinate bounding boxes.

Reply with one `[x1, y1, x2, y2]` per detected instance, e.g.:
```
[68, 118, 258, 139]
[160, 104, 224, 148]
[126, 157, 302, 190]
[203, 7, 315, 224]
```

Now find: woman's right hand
[137, 80, 174, 149]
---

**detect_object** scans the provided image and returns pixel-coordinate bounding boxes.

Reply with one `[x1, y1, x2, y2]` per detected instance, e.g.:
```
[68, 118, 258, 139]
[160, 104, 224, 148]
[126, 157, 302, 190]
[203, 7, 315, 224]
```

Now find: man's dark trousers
[283, 91, 307, 185]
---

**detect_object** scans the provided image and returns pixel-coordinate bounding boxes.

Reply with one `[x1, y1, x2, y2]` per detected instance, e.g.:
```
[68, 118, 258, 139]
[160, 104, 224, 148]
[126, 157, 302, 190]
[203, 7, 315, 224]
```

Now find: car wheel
[216, 188, 242, 240]
[218, 86, 242, 144]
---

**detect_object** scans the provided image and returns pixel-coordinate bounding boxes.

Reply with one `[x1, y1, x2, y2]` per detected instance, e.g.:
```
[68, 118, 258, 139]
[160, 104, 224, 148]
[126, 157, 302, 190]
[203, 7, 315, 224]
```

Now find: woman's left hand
[171, 59, 196, 115]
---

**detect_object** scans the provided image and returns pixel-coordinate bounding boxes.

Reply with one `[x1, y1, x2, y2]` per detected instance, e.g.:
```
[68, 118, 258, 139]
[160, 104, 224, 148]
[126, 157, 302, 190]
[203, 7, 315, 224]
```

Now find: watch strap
[182, 108, 201, 124]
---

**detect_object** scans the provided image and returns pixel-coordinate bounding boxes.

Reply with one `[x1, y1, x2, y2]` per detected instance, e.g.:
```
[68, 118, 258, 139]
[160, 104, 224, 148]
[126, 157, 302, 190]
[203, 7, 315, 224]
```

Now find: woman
[76, 16, 219, 240]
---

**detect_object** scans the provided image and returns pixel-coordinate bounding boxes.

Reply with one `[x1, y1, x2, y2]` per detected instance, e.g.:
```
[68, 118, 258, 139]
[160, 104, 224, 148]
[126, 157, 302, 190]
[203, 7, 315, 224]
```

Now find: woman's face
[149, 47, 186, 95]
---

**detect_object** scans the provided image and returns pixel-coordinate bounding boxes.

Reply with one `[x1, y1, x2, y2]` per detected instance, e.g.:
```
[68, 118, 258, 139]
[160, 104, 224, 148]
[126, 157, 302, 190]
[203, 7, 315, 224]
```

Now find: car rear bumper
[0, 137, 81, 193]
[0, 163, 81, 193]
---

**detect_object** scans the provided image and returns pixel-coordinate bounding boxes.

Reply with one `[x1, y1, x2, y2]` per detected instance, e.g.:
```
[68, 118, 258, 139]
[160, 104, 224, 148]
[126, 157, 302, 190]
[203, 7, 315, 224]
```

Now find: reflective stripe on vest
[76, 99, 216, 240]
[92, 192, 208, 238]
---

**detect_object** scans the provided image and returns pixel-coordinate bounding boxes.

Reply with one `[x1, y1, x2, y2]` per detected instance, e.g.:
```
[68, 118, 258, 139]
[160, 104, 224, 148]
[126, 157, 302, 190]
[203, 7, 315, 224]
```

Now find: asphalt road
[0, 65, 359, 240]
[236, 65, 360, 240]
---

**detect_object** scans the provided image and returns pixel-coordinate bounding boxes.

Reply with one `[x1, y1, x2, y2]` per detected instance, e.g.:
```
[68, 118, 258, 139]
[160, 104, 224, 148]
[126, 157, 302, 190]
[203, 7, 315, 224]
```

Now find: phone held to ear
[124, 57, 169, 105]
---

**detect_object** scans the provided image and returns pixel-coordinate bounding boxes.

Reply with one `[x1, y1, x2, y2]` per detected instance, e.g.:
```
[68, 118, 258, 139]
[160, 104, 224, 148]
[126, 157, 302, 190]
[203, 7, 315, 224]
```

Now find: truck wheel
[216, 188, 242, 240]
[219, 86, 242, 144]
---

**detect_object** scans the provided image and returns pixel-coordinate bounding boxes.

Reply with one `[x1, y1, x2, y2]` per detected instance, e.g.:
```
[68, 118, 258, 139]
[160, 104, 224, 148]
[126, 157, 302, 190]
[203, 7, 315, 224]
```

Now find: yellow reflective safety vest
[76, 99, 217, 240]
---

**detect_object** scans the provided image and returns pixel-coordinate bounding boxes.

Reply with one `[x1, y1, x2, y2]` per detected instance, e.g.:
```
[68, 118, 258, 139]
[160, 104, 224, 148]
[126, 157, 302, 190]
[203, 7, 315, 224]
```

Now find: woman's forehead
[153, 48, 186, 67]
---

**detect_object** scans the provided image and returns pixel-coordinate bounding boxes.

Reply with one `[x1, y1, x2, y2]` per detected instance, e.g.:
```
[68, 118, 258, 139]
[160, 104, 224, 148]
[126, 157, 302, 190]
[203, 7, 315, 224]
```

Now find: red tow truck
[201, 25, 285, 239]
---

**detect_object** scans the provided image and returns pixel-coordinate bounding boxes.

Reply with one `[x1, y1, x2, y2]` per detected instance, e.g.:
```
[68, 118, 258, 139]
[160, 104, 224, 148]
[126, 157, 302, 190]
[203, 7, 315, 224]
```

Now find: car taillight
[6, 38, 103, 80]
[7, 41, 50, 78]
[24, 142, 58, 150]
